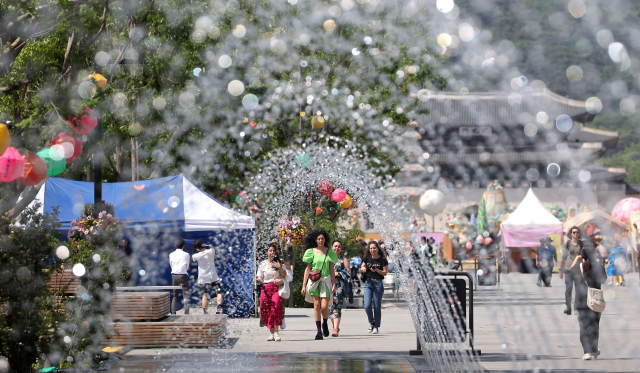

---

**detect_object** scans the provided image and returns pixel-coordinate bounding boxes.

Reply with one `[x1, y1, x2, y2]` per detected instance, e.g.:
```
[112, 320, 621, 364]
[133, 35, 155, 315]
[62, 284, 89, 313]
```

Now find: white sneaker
[274, 332, 281, 341]
[367, 324, 374, 333]
[372, 327, 379, 334]
[582, 353, 594, 360]
[281, 319, 286, 330]
[267, 333, 275, 341]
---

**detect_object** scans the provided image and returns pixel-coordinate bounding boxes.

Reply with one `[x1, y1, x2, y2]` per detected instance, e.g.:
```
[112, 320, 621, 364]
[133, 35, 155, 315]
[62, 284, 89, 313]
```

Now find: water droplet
[547, 163, 561, 177]
[72, 263, 86, 277]
[92, 254, 101, 263]
[56, 246, 70, 260]
[228, 80, 245, 96]
[555, 114, 573, 132]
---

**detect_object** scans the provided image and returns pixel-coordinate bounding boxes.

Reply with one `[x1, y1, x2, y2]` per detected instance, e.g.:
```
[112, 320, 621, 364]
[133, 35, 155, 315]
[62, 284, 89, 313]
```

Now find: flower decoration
[275, 216, 308, 245]
[68, 211, 121, 245]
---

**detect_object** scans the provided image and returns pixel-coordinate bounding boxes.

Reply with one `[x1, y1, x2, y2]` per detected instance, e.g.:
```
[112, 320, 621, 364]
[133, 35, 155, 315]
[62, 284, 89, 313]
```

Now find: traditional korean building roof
[426, 142, 604, 164]
[418, 87, 594, 127]
[566, 124, 618, 150]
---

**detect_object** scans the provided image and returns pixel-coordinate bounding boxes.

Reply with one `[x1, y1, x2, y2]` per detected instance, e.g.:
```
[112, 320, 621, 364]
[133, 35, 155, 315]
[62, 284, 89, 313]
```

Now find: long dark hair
[364, 240, 381, 257]
[305, 228, 331, 249]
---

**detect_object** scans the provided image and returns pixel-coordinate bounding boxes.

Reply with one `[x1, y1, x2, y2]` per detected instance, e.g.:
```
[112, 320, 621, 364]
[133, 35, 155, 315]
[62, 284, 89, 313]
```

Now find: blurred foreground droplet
[555, 114, 573, 132]
[228, 80, 245, 96]
[73, 263, 86, 277]
[56, 245, 70, 259]
[547, 163, 561, 177]
[78, 81, 96, 100]
[92, 254, 101, 263]
[436, 0, 455, 13]
[604, 289, 615, 302]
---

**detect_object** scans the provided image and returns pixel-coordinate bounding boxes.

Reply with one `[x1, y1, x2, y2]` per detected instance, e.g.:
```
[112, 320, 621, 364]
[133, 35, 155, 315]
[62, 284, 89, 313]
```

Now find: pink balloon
[0, 147, 25, 182]
[476, 235, 483, 242]
[484, 237, 493, 245]
[612, 198, 640, 223]
[465, 241, 473, 250]
[331, 188, 346, 203]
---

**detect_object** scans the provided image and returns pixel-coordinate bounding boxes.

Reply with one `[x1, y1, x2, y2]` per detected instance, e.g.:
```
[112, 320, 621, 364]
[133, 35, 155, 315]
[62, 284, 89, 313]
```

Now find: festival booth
[501, 188, 563, 273]
[23, 175, 255, 317]
[562, 209, 629, 236]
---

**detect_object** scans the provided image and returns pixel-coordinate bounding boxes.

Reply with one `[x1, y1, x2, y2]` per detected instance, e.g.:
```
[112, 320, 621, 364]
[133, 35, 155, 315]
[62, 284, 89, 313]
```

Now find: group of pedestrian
[168, 237, 224, 315]
[256, 228, 389, 341]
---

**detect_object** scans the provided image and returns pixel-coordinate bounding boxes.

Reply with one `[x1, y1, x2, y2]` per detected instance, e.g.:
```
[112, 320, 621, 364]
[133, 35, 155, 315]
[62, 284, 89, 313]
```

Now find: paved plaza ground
[110, 272, 640, 372]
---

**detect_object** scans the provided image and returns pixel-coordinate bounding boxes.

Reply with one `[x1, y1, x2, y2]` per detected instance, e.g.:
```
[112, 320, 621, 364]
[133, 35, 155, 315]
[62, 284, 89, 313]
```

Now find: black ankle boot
[315, 330, 323, 340]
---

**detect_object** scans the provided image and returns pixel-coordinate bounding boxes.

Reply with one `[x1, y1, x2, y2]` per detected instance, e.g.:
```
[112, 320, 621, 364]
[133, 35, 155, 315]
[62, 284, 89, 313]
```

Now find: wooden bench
[46, 269, 82, 295]
[107, 314, 227, 348]
[111, 292, 170, 321]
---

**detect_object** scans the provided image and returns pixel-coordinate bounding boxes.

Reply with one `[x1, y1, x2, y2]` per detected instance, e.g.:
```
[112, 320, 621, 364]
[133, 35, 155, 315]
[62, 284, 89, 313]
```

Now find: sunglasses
[571, 231, 579, 235]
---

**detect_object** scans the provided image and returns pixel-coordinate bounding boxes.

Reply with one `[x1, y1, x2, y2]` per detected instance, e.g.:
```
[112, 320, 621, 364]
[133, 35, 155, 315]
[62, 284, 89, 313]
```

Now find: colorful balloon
[317, 179, 334, 196]
[315, 206, 322, 214]
[476, 235, 483, 243]
[0, 123, 10, 156]
[0, 147, 25, 182]
[339, 194, 354, 209]
[69, 107, 98, 135]
[37, 147, 66, 176]
[612, 198, 640, 223]
[465, 241, 473, 250]
[51, 131, 82, 163]
[331, 188, 346, 203]
[484, 237, 493, 245]
[87, 73, 107, 88]
[18, 153, 48, 186]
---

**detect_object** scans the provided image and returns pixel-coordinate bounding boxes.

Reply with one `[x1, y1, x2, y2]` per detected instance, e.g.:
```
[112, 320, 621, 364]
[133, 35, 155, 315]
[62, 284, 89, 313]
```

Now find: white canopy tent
[501, 188, 563, 247]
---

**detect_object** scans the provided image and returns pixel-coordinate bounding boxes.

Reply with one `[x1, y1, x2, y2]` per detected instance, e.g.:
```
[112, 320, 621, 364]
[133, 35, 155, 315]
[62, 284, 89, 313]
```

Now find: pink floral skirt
[260, 282, 283, 329]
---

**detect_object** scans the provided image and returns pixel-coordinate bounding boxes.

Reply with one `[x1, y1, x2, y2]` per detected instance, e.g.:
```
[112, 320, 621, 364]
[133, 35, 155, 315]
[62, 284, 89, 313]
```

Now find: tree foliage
[0, 0, 445, 217]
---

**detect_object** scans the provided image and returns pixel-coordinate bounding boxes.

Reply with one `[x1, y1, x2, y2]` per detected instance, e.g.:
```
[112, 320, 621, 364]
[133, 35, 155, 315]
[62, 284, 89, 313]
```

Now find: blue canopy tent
[23, 175, 255, 317]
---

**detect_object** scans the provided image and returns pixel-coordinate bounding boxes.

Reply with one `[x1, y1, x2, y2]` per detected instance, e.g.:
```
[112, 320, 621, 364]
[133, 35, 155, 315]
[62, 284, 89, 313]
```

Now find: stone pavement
[473, 272, 640, 372]
[112, 272, 640, 372]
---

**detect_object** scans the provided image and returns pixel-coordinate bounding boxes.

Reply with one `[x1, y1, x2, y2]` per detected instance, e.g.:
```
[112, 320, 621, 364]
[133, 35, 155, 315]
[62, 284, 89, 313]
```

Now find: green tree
[1, 0, 445, 217]
[0, 205, 63, 372]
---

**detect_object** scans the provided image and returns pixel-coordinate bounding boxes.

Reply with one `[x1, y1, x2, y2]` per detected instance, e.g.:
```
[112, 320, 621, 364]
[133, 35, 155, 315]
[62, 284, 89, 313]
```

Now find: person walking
[301, 229, 338, 340]
[360, 240, 388, 334]
[559, 226, 583, 315]
[257, 244, 286, 341]
[569, 244, 607, 360]
[329, 240, 351, 337]
[192, 239, 224, 314]
[607, 242, 627, 286]
[537, 237, 557, 287]
[169, 237, 191, 315]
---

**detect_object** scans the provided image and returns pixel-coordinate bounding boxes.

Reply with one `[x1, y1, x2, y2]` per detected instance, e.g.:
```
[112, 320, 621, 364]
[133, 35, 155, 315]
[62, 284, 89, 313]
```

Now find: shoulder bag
[308, 251, 328, 282]
[580, 263, 606, 313]
[269, 264, 289, 299]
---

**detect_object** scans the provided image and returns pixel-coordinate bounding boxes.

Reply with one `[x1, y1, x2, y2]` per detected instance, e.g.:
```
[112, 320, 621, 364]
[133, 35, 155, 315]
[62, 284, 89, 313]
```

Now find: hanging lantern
[236, 191, 248, 205]
[339, 194, 354, 209]
[0, 147, 25, 182]
[331, 188, 346, 203]
[311, 115, 325, 129]
[18, 153, 48, 186]
[51, 131, 82, 163]
[315, 206, 322, 214]
[317, 179, 334, 196]
[69, 107, 98, 135]
[87, 73, 107, 88]
[37, 147, 66, 176]
[0, 123, 10, 156]
[296, 152, 311, 168]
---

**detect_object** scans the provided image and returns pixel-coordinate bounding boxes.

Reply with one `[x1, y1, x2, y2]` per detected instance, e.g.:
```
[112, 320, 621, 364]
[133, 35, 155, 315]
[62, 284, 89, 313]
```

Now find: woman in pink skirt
[257, 244, 286, 341]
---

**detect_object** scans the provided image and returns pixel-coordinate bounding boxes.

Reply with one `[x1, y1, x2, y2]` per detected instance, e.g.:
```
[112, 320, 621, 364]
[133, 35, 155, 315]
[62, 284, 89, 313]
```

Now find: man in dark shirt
[536, 237, 557, 287]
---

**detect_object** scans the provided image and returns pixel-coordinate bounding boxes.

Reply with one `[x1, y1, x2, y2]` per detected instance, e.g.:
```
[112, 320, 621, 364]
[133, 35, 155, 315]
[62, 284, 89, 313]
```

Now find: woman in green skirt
[301, 228, 338, 340]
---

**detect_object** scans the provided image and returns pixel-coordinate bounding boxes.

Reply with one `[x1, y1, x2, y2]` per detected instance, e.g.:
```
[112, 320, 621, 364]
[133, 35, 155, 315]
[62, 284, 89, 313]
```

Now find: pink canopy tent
[501, 188, 563, 247]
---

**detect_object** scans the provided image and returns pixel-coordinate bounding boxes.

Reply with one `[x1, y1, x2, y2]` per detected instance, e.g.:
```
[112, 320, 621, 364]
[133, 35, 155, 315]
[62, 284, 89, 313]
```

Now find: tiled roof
[566, 124, 618, 149]
[426, 143, 602, 164]
[418, 88, 591, 127]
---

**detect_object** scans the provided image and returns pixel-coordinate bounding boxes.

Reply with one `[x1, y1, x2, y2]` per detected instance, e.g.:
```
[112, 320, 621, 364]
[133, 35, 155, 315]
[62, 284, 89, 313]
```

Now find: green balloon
[37, 147, 66, 176]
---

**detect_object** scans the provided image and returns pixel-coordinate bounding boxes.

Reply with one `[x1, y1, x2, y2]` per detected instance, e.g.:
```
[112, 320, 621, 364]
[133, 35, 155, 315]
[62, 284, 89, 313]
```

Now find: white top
[257, 260, 282, 284]
[169, 249, 190, 275]
[192, 248, 219, 284]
